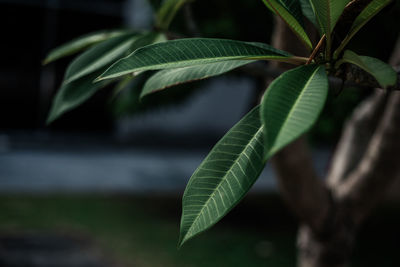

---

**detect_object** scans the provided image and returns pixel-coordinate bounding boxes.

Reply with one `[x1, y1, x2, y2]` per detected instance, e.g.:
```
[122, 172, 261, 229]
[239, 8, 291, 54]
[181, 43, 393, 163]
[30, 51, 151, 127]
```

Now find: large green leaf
[140, 60, 252, 98]
[333, 0, 393, 58]
[43, 29, 127, 65]
[97, 38, 297, 81]
[155, 0, 191, 30]
[337, 50, 397, 89]
[179, 106, 265, 247]
[299, 0, 318, 28]
[63, 32, 139, 84]
[262, 0, 313, 50]
[47, 69, 112, 124]
[261, 65, 328, 158]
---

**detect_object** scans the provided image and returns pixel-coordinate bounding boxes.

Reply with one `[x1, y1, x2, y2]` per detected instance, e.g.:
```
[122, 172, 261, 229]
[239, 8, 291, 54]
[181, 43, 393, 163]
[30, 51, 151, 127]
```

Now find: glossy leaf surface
[310, 0, 350, 40]
[179, 106, 265, 247]
[261, 65, 328, 158]
[97, 38, 293, 81]
[262, 0, 312, 50]
[141, 60, 252, 98]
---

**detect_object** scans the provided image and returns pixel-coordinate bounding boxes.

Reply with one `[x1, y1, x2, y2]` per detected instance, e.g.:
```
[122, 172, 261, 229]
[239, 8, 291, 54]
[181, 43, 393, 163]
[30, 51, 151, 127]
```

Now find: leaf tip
[42, 58, 50, 65]
[93, 76, 104, 82]
[45, 112, 57, 126]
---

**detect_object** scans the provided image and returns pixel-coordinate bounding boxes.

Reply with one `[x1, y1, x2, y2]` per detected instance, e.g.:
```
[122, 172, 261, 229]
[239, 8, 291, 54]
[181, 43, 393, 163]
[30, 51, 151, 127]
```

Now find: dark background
[0, 1, 399, 266]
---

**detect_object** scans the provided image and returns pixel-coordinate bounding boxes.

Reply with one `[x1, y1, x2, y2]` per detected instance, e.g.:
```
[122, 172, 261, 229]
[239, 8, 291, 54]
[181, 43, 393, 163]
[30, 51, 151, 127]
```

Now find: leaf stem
[307, 34, 326, 65]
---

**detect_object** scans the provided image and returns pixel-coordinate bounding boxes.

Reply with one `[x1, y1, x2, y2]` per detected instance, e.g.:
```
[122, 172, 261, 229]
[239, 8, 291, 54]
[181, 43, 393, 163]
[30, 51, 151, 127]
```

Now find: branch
[268, 17, 331, 233]
[334, 91, 400, 225]
[326, 90, 388, 188]
[329, 34, 400, 225]
[342, 64, 400, 90]
[272, 137, 332, 232]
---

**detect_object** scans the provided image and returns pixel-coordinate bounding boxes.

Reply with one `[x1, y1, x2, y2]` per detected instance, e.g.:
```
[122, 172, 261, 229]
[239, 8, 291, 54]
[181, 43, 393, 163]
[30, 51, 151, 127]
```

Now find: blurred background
[0, 0, 399, 266]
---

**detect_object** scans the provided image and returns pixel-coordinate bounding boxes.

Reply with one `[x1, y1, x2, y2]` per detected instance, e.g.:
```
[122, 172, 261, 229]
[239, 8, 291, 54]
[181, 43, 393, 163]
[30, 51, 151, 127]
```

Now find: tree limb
[272, 137, 332, 233]
[329, 34, 400, 225]
[326, 90, 388, 188]
[334, 91, 400, 225]
[269, 17, 331, 233]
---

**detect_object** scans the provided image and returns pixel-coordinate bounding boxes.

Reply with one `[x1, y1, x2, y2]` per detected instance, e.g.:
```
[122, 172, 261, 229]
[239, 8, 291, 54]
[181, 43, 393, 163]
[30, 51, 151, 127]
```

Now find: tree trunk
[269, 14, 400, 267]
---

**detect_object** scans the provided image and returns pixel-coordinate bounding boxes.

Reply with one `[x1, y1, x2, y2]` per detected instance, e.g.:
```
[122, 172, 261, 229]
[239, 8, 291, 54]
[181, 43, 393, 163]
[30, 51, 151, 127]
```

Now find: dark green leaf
[141, 60, 252, 98]
[97, 38, 296, 81]
[43, 29, 127, 65]
[179, 106, 265, 247]
[262, 0, 313, 50]
[261, 65, 328, 158]
[334, 0, 393, 58]
[299, 0, 318, 28]
[63, 32, 138, 84]
[156, 0, 191, 30]
[47, 70, 112, 124]
[310, 0, 350, 34]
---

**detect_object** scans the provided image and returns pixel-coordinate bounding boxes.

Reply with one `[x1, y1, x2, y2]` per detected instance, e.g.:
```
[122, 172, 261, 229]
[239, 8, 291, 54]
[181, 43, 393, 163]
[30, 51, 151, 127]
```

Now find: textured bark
[326, 90, 388, 188]
[269, 11, 400, 267]
[334, 91, 400, 225]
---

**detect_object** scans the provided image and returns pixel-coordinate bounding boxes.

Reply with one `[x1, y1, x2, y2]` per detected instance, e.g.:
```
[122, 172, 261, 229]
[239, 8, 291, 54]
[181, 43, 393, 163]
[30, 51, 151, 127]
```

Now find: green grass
[0, 194, 398, 266]
[0, 194, 296, 267]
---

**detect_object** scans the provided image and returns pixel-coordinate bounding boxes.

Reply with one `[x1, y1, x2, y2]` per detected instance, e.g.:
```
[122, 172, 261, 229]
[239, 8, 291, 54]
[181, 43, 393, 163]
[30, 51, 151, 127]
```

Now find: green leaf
[310, 0, 350, 34]
[43, 29, 127, 65]
[299, 0, 318, 28]
[261, 65, 328, 158]
[63, 32, 139, 84]
[141, 60, 252, 98]
[156, 0, 191, 30]
[179, 106, 265, 247]
[310, 0, 350, 56]
[97, 38, 296, 81]
[47, 69, 112, 124]
[337, 50, 397, 89]
[262, 0, 313, 50]
[333, 0, 393, 58]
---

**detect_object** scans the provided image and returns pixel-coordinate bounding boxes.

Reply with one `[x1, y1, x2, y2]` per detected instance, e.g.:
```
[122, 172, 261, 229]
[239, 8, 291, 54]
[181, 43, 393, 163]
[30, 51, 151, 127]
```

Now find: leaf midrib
[99, 55, 288, 80]
[266, 66, 320, 158]
[183, 125, 264, 241]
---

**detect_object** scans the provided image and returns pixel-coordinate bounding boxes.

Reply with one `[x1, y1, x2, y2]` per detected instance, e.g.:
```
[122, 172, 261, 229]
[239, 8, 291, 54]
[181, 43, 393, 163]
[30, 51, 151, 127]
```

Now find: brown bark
[269, 12, 400, 267]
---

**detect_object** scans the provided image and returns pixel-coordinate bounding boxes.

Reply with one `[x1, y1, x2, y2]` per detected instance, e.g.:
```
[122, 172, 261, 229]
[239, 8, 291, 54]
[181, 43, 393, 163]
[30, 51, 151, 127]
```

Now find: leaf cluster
[44, 0, 397, 247]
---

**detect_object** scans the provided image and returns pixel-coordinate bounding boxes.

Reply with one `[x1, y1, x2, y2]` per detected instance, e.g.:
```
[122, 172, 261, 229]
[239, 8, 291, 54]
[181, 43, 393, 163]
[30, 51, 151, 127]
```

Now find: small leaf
[261, 65, 328, 158]
[47, 70, 112, 124]
[262, 0, 313, 50]
[97, 38, 294, 81]
[63, 32, 139, 84]
[338, 50, 397, 89]
[299, 0, 318, 28]
[179, 106, 265, 247]
[156, 0, 190, 30]
[310, 0, 350, 34]
[141, 60, 252, 98]
[334, 0, 393, 58]
[43, 29, 127, 64]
